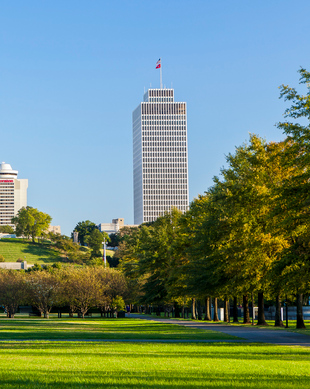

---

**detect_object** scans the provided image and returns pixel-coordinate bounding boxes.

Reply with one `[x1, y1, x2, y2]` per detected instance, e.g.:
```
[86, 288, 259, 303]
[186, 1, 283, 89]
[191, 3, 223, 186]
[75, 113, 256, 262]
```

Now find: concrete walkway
[131, 314, 310, 347]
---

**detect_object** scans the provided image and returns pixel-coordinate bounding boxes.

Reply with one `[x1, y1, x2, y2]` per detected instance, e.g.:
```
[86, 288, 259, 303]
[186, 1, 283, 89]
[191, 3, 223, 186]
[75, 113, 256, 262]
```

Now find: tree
[0, 270, 26, 318]
[274, 68, 310, 328]
[84, 229, 109, 258]
[63, 266, 101, 318]
[107, 233, 121, 248]
[72, 220, 97, 246]
[0, 225, 14, 234]
[26, 270, 61, 318]
[11, 206, 52, 243]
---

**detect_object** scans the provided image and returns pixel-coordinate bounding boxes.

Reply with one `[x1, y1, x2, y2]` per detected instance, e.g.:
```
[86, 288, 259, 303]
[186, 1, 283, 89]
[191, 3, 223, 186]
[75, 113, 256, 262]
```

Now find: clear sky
[1, 1, 309, 235]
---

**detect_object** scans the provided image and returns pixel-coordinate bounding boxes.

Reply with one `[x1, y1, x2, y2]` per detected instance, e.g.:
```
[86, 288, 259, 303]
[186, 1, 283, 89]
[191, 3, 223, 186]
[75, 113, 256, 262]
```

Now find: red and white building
[0, 162, 28, 226]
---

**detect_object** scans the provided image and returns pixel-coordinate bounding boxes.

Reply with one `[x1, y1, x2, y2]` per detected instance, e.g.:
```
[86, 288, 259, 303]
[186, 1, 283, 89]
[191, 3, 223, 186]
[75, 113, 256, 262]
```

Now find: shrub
[16, 258, 23, 263]
[0, 255, 5, 262]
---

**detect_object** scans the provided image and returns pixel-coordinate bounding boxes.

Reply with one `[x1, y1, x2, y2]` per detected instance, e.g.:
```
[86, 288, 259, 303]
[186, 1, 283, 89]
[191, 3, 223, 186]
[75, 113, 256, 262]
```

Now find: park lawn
[0, 342, 309, 388]
[0, 318, 236, 340]
[0, 239, 62, 264]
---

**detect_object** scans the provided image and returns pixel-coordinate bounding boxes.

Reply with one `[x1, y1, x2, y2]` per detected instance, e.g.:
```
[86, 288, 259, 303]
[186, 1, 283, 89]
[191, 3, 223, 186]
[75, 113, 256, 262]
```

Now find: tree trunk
[296, 293, 306, 329]
[204, 297, 211, 321]
[257, 292, 268, 325]
[197, 300, 202, 320]
[243, 295, 251, 324]
[213, 297, 219, 321]
[274, 295, 283, 327]
[174, 303, 181, 318]
[191, 298, 196, 320]
[224, 298, 230, 322]
[233, 297, 239, 323]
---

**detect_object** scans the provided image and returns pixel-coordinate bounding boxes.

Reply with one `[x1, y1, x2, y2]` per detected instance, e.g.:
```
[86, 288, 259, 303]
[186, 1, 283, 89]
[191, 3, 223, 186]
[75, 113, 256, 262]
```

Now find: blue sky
[1, 1, 309, 235]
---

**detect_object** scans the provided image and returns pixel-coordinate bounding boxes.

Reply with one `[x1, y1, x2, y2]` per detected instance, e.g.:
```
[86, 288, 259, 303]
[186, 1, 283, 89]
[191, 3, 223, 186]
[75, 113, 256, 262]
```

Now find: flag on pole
[155, 58, 161, 69]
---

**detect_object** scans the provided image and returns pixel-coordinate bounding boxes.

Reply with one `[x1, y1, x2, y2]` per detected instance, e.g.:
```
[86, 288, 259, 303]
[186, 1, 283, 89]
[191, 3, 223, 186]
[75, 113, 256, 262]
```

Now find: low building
[0, 261, 33, 270]
[47, 225, 61, 235]
[98, 218, 138, 235]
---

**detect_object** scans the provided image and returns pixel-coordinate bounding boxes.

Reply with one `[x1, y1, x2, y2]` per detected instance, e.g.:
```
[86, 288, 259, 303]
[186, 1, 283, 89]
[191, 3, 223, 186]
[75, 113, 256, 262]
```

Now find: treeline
[0, 266, 128, 318]
[118, 68, 310, 328]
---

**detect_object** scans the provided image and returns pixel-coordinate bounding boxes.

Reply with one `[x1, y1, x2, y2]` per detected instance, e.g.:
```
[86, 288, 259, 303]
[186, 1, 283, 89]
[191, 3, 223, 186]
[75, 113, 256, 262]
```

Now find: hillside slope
[0, 239, 63, 264]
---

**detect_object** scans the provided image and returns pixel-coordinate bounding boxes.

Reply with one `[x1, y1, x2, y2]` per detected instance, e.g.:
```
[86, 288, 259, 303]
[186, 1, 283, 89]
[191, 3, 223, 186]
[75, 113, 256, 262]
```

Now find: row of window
[141, 103, 186, 115]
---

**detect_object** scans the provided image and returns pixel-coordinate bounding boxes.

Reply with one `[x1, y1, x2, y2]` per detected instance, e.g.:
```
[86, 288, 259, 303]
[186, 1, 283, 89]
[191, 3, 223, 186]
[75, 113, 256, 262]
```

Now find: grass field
[0, 341, 309, 388]
[0, 239, 114, 264]
[0, 239, 62, 264]
[0, 317, 236, 340]
[0, 317, 310, 388]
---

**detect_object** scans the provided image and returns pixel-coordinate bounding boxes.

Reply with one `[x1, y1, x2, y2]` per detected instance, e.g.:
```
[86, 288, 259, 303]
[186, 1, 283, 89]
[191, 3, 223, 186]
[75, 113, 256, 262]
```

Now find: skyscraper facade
[0, 162, 28, 226]
[133, 88, 189, 224]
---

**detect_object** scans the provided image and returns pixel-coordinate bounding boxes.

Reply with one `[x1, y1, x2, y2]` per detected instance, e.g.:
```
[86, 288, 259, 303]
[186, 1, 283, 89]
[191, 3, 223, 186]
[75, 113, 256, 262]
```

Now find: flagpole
[160, 58, 163, 89]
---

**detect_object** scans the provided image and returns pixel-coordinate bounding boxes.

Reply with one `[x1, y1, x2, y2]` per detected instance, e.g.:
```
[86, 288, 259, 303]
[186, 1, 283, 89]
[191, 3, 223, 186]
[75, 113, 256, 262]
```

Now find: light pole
[102, 239, 107, 267]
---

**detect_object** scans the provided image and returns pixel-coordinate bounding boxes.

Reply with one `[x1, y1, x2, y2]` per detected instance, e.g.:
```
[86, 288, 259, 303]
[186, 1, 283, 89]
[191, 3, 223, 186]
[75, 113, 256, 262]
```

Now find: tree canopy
[11, 207, 52, 242]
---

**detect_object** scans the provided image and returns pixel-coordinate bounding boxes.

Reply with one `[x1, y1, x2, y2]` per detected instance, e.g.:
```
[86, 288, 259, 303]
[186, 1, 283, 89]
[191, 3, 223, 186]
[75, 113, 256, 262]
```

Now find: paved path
[131, 314, 310, 347]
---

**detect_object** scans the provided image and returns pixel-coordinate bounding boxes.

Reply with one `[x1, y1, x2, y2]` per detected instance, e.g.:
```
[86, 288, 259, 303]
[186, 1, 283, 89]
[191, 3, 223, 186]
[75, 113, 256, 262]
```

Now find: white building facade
[0, 162, 28, 226]
[133, 88, 189, 224]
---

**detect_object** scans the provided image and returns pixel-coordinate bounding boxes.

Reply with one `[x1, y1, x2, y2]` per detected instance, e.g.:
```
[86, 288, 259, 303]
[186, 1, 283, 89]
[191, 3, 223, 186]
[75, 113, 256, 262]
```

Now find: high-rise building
[0, 162, 28, 226]
[133, 88, 189, 224]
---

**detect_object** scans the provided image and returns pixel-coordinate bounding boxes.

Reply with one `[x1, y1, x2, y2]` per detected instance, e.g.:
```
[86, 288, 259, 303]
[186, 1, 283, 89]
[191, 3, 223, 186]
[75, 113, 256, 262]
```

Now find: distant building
[98, 218, 124, 235]
[0, 261, 32, 270]
[132, 88, 189, 224]
[47, 225, 61, 235]
[0, 162, 28, 226]
[98, 218, 138, 235]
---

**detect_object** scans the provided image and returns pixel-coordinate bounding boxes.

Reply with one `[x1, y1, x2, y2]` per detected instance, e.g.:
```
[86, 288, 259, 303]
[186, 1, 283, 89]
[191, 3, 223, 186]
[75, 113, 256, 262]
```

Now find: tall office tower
[133, 88, 189, 224]
[0, 162, 28, 226]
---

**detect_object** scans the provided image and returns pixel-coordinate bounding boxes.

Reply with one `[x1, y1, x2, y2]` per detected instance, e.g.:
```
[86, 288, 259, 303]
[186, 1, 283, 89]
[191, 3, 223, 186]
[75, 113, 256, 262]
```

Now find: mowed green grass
[0, 342, 309, 388]
[0, 318, 236, 340]
[0, 239, 115, 264]
[0, 239, 62, 264]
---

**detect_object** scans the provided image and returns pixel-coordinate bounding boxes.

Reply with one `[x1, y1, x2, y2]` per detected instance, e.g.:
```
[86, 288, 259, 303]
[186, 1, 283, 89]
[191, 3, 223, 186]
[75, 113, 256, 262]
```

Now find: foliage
[72, 220, 97, 246]
[0, 270, 26, 317]
[0, 225, 14, 234]
[0, 255, 5, 262]
[11, 206, 52, 243]
[26, 270, 61, 318]
[111, 295, 125, 312]
[84, 228, 109, 258]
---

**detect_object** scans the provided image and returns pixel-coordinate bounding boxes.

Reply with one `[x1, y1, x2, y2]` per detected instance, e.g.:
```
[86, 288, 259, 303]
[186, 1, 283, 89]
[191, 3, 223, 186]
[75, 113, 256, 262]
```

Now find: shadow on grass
[1, 342, 309, 361]
[0, 369, 310, 389]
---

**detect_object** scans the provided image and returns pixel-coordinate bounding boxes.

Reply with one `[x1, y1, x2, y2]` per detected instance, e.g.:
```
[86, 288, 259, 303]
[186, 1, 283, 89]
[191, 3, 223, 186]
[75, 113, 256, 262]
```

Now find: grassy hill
[0, 238, 115, 265]
[0, 238, 63, 265]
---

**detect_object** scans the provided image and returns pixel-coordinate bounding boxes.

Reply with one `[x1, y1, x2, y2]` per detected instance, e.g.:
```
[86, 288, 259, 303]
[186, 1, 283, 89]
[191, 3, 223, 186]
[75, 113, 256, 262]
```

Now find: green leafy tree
[84, 229, 109, 258]
[274, 68, 310, 328]
[11, 206, 52, 243]
[0, 270, 26, 318]
[72, 220, 97, 246]
[0, 225, 14, 234]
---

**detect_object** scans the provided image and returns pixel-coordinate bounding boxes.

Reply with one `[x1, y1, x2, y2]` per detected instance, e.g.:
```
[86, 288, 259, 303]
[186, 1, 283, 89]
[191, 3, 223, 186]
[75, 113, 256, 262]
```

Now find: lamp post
[102, 239, 107, 267]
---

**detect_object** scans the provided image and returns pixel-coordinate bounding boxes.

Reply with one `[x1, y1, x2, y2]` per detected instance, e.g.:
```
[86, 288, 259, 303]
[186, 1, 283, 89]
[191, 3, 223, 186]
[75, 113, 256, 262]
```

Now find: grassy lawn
[0, 317, 236, 340]
[0, 239, 115, 264]
[0, 239, 62, 264]
[0, 342, 309, 388]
